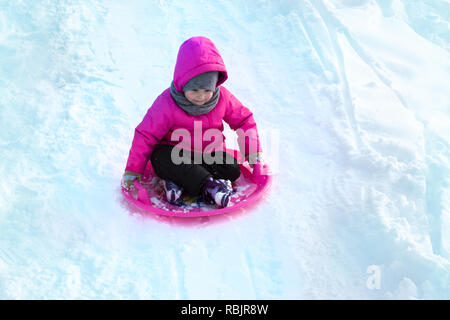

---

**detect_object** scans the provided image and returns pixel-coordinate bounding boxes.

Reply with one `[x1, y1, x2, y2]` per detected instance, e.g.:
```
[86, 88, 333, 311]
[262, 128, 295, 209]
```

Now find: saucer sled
[121, 149, 272, 217]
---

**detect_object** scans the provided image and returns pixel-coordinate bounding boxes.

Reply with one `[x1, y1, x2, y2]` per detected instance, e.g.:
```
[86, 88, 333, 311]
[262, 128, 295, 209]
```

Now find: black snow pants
[150, 144, 241, 196]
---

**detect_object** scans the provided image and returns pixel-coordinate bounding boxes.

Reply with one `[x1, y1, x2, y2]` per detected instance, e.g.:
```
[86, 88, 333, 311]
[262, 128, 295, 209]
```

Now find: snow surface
[0, 0, 449, 299]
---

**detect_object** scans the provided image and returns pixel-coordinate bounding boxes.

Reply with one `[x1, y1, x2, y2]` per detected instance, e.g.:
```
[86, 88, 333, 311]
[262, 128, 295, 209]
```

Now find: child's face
[184, 89, 214, 106]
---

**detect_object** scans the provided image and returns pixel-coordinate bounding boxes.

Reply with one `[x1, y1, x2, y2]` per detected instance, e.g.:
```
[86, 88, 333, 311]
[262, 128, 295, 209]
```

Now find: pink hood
[125, 37, 261, 174]
[173, 36, 228, 92]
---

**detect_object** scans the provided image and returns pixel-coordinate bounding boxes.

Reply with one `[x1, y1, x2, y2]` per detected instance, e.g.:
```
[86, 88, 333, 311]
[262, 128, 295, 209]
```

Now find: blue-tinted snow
[0, 0, 449, 299]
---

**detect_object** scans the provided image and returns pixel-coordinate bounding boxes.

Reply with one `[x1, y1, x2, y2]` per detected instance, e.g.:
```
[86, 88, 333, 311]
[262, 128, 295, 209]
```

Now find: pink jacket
[125, 37, 262, 174]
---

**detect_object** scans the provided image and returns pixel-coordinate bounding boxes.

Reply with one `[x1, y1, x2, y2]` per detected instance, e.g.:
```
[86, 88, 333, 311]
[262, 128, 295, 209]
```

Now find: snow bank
[0, 0, 449, 299]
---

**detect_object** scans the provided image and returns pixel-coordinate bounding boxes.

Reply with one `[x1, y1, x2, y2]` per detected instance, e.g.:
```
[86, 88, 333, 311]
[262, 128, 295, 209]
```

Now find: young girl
[122, 36, 263, 208]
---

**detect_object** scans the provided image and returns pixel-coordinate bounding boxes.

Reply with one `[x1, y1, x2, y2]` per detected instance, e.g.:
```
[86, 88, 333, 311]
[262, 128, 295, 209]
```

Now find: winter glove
[247, 152, 263, 168]
[121, 171, 142, 190]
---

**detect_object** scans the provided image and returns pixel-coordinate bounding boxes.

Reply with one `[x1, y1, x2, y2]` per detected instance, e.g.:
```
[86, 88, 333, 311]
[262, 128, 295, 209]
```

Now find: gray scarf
[170, 81, 220, 116]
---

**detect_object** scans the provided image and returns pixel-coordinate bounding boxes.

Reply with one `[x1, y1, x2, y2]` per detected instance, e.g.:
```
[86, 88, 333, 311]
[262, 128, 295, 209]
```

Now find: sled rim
[121, 163, 272, 218]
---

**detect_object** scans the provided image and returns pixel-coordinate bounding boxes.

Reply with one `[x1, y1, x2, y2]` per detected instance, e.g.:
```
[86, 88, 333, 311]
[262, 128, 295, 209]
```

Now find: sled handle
[133, 180, 151, 205]
[252, 162, 270, 183]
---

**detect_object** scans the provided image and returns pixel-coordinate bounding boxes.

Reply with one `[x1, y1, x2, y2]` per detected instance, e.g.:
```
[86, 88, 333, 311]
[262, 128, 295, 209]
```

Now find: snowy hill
[0, 0, 449, 299]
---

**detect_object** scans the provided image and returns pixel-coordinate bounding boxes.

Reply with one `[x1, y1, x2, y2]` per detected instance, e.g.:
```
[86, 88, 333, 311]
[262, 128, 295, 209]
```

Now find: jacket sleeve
[125, 98, 172, 174]
[222, 88, 262, 159]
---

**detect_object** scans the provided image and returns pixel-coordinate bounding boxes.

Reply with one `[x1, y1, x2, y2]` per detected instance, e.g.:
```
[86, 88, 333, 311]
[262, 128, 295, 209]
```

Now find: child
[122, 36, 263, 208]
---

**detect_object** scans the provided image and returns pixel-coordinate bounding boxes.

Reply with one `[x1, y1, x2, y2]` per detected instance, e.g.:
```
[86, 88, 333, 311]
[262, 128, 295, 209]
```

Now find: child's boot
[202, 177, 233, 208]
[162, 180, 183, 204]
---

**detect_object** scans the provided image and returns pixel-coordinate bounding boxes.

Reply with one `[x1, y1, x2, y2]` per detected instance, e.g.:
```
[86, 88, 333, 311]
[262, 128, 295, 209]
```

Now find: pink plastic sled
[121, 149, 272, 217]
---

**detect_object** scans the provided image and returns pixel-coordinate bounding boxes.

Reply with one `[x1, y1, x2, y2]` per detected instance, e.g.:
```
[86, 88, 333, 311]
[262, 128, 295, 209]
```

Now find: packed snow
[0, 0, 449, 299]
